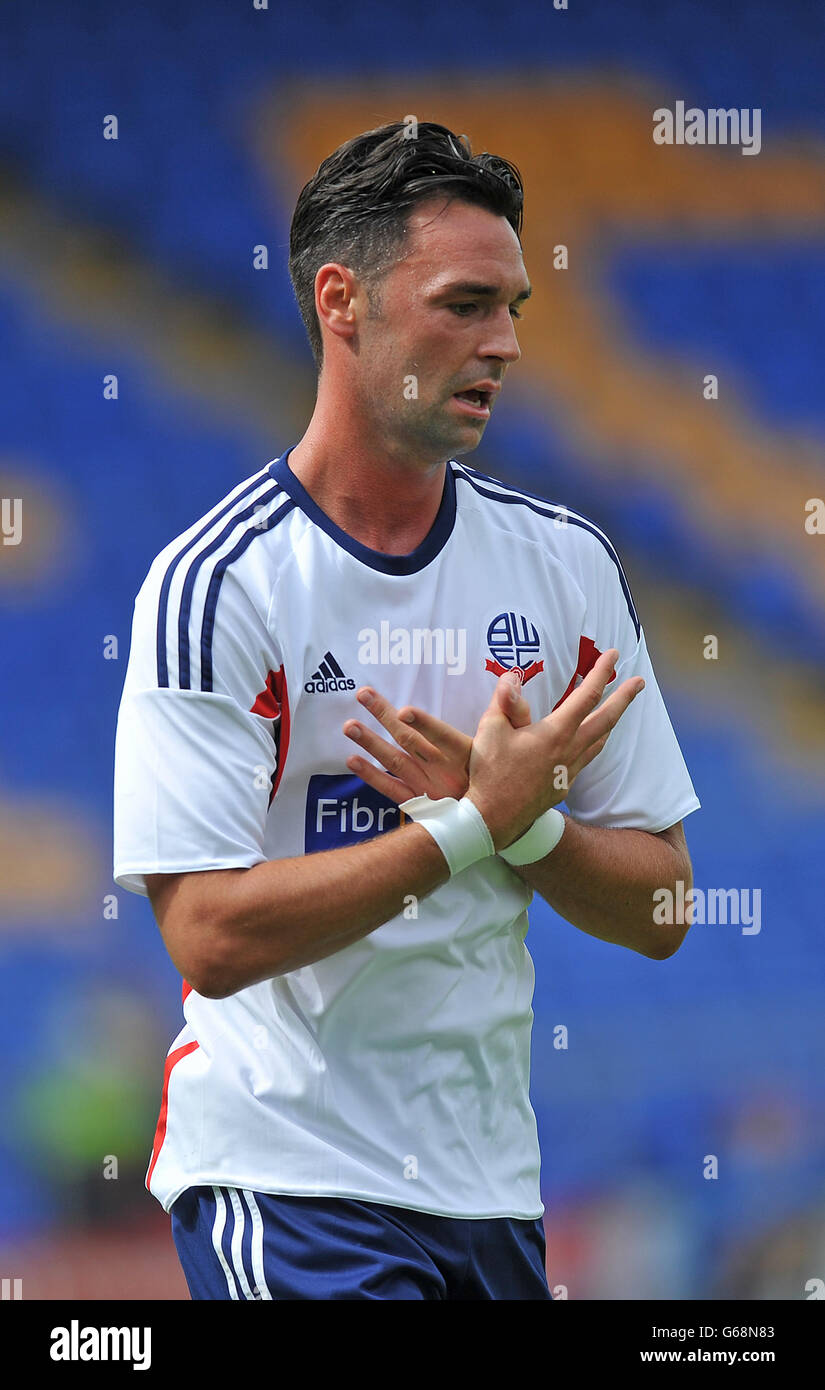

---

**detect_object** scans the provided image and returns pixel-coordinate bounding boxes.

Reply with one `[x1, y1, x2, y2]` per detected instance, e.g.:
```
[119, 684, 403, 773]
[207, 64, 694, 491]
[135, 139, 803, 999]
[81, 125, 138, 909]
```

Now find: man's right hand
[465, 648, 644, 852]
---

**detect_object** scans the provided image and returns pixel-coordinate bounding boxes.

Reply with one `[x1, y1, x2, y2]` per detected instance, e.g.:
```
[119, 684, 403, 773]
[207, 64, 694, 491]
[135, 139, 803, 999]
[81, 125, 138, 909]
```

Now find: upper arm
[114, 550, 281, 924]
[652, 818, 688, 855]
[145, 867, 249, 998]
[145, 871, 187, 972]
[652, 818, 693, 883]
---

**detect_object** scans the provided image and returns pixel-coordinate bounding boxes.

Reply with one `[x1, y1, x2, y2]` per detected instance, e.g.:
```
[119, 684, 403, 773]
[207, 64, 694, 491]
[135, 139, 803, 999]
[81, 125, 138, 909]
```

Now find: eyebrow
[434, 281, 532, 302]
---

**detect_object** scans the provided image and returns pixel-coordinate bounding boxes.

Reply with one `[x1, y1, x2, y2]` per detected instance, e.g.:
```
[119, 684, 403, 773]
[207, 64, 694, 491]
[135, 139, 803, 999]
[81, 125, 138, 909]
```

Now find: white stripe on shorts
[226, 1187, 255, 1299]
[210, 1186, 239, 1300]
[242, 1190, 273, 1300]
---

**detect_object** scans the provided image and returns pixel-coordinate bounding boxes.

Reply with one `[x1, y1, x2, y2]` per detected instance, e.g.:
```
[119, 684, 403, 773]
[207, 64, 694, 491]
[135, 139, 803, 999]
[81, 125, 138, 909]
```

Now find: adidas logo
[304, 650, 356, 695]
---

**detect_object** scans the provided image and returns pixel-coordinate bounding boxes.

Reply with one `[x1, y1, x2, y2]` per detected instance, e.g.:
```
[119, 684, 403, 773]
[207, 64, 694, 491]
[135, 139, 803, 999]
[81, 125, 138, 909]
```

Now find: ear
[315, 263, 359, 346]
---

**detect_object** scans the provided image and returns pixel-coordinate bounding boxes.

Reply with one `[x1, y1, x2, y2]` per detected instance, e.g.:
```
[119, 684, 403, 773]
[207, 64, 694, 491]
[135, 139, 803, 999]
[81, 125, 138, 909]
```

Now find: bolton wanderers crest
[485, 611, 544, 683]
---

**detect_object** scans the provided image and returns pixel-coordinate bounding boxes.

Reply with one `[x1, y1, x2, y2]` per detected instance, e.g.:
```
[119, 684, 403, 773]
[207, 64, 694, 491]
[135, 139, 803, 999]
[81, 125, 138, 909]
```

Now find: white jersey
[113, 447, 700, 1219]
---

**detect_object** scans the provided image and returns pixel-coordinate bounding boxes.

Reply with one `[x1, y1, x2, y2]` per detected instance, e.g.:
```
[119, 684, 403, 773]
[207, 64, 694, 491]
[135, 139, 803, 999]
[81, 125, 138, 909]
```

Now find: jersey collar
[268, 446, 457, 575]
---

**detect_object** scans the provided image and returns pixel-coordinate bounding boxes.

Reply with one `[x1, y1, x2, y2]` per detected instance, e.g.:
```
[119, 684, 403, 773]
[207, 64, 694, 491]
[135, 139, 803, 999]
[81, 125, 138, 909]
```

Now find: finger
[568, 732, 610, 781]
[547, 648, 620, 739]
[394, 704, 473, 763]
[494, 671, 532, 729]
[345, 753, 414, 805]
[343, 718, 423, 782]
[569, 676, 644, 760]
[356, 687, 436, 762]
[477, 673, 514, 729]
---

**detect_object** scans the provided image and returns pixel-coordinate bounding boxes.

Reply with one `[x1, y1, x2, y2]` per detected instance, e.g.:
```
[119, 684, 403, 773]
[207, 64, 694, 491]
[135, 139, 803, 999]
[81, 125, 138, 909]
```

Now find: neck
[287, 390, 448, 555]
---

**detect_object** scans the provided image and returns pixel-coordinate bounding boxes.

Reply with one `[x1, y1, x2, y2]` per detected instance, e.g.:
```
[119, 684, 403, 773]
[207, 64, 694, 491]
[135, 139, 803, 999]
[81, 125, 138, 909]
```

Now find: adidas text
[304, 675, 356, 694]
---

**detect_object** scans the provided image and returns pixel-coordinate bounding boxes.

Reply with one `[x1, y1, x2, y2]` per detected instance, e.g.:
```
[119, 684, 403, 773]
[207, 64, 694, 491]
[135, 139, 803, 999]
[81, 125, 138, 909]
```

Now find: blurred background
[1, 0, 824, 1300]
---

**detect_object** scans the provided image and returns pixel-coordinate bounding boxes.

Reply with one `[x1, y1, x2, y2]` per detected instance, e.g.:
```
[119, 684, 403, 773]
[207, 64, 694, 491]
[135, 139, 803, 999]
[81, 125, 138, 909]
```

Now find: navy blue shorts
[170, 1185, 552, 1301]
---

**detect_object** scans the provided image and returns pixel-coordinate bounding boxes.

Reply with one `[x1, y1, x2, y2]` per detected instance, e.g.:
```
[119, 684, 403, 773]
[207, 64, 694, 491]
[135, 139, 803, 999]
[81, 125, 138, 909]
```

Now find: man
[113, 121, 700, 1300]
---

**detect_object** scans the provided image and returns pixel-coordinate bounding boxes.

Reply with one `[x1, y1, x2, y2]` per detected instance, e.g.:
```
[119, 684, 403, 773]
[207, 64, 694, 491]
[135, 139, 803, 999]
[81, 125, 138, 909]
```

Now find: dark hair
[288, 120, 524, 369]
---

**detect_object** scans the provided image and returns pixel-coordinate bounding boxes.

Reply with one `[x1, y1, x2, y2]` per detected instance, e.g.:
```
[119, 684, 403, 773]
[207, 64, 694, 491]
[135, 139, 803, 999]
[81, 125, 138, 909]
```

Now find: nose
[482, 306, 522, 365]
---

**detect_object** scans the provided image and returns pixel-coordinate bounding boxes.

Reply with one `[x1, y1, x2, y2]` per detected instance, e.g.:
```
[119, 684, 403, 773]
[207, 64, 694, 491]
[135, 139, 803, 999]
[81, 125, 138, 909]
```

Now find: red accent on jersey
[553, 636, 616, 711]
[181, 981, 192, 1005]
[485, 657, 544, 683]
[146, 1040, 200, 1192]
[251, 666, 290, 807]
[251, 669, 279, 719]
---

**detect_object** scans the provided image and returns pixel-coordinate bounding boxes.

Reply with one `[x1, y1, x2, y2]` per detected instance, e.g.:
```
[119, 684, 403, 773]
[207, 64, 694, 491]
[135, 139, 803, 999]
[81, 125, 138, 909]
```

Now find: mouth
[451, 387, 493, 420]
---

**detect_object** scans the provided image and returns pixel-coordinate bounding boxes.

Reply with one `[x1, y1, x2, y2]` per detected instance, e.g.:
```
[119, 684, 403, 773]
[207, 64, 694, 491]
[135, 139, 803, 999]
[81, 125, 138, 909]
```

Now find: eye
[449, 301, 523, 319]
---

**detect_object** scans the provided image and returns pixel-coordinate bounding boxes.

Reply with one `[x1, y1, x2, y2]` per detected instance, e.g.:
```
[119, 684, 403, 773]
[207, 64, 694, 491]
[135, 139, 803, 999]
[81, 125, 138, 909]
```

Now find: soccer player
[113, 121, 700, 1301]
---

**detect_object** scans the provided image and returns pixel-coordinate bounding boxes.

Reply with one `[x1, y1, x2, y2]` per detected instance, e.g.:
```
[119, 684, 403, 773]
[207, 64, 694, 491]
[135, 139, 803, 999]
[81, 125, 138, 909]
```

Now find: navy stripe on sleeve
[155, 473, 274, 688]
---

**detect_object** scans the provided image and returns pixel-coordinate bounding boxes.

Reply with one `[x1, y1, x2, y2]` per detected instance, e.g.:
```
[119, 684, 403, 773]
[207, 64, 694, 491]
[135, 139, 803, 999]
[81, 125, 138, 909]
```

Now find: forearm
[174, 822, 450, 995]
[510, 814, 692, 959]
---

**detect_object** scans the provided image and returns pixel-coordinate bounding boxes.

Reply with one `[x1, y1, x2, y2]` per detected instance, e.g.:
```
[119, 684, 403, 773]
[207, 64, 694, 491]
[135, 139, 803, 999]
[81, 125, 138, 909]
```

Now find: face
[349, 196, 530, 464]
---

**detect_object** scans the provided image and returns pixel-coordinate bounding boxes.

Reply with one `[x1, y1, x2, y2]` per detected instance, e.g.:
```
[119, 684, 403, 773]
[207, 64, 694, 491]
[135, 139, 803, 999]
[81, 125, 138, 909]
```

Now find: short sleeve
[113, 556, 281, 897]
[562, 532, 701, 833]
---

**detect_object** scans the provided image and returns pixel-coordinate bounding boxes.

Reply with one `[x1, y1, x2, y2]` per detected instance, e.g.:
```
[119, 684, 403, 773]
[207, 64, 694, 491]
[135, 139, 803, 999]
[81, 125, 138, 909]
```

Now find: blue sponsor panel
[305, 774, 405, 853]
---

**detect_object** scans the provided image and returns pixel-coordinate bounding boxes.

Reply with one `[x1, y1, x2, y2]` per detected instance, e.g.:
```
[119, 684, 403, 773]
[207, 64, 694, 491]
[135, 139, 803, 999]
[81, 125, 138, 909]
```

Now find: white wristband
[499, 807, 566, 866]
[400, 795, 495, 877]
